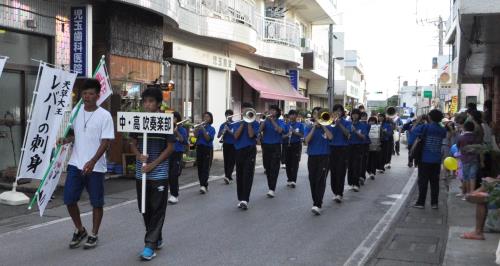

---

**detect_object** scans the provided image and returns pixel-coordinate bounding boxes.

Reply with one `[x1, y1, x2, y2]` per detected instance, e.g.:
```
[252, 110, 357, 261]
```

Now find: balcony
[301, 42, 329, 79]
[284, 0, 337, 25]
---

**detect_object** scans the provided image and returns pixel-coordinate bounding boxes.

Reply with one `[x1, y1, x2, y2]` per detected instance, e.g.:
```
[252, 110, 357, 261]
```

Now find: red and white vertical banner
[0, 55, 8, 78]
[37, 143, 71, 216]
[17, 63, 77, 180]
[95, 59, 113, 105]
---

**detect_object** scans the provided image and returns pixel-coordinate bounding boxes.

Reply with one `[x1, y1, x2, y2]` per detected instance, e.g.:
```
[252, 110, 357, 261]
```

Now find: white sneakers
[286, 181, 296, 188]
[266, 190, 275, 198]
[333, 195, 343, 203]
[311, 206, 321, 215]
[168, 195, 178, 204]
[352, 186, 360, 192]
[384, 164, 391, 169]
[223, 177, 233, 185]
[238, 201, 248, 210]
[199, 186, 208, 194]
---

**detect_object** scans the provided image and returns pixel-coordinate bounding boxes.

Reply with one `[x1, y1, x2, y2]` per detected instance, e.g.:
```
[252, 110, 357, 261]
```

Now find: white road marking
[387, 194, 403, 199]
[380, 201, 396, 206]
[0, 166, 264, 239]
[343, 168, 418, 266]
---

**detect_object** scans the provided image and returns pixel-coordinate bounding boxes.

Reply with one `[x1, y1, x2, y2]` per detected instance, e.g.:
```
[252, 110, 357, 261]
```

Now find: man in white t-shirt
[58, 78, 114, 249]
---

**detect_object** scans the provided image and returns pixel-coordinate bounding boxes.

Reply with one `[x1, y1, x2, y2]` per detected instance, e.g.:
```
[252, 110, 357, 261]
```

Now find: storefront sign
[18, 64, 76, 180]
[0, 56, 7, 78]
[70, 6, 91, 76]
[170, 43, 235, 71]
[289, 69, 298, 90]
[450, 95, 458, 113]
[424, 91, 432, 98]
[117, 112, 174, 134]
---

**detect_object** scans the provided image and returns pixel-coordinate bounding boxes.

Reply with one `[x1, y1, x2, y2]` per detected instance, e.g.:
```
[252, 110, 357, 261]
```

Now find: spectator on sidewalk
[457, 121, 481, 195]
[461, 176, 500, 240]
[406, 114, 428, 167]
[413, 109, 447, 209]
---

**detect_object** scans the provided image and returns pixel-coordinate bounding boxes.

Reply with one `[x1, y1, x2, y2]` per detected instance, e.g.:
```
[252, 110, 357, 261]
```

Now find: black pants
[394, 140, 400, 154]
[367, 150, 379, 175]
[281, 143, 287, 165]
[262, 143, 282, 191]
[308, 155, 329, 208]
[168, 152, 183, 197]
[376, 148, 385, 171]
[196, 145, 212, 187]
[223, 143, 236, 180]
[359, 144, 369, 180]
[136, 179, 168, 249]
[236, 146, 257, 202]
[416, 162, 441, 206]
[330, 146, 349, 196]
[348, 144, 363, 187]
[285, 142, 302, 182]
[380, 140, 393, 166]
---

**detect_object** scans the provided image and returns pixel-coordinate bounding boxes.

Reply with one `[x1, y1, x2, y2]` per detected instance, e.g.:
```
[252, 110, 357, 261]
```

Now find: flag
[94, 59, 113, 105]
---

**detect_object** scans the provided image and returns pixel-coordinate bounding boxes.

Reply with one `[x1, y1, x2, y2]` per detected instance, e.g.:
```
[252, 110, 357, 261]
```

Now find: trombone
[176, 119, 190, 126]
[192, 121, 207, 128]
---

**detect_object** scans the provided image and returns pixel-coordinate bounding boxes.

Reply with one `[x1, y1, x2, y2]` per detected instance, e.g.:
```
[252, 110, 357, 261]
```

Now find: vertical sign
[289, 69, 299, 90]
[70, 6, 86, 76]
[17, 64, 77, 180]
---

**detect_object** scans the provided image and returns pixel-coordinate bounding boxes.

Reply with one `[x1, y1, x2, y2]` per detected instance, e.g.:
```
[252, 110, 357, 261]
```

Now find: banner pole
[141, 133, 147, 214]
[28, 56, 105, 209]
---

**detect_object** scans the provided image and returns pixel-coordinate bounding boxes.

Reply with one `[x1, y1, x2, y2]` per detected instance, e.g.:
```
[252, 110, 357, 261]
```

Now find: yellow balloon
[443, 157, 458, 171]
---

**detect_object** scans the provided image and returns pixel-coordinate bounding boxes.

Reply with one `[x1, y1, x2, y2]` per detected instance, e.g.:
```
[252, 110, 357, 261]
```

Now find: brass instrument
[318, 110, 334, 126]
[386, 106, 397, 119]
[176, 119, 190, 126]
[192, 121, 207, 128]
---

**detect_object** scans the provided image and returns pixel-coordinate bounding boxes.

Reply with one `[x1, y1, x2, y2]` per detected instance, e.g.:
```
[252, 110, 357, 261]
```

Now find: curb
[344, 167, 419, 266]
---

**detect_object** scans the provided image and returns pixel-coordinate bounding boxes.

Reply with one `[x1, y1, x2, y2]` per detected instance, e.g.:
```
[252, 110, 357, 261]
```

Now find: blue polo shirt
[381, 122, 394, 141]
[350, 121, 370, 145]
[218, 122, 236, 145]
[362, 122, 371, 144]
[413, 123, 447, 164]
[261, 119, 287, 144]
[234, 121, 260, 150]
[195, 125, 216, 148]
[305, 125, 333, 156]
[174, 126, 188, 152]
[286, 121, 305, 144]
[330, 118, 352, 146]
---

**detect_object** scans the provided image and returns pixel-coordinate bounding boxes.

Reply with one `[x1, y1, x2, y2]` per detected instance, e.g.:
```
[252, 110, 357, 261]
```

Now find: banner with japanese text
[117, 112, 174, 134]
[17, 64, 77, 180]
[37, 144, 71, 216]
[95, 60, 113, 105]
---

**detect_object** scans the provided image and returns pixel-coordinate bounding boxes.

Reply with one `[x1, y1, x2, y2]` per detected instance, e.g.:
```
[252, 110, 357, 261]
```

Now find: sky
[332, 0, 451, 100]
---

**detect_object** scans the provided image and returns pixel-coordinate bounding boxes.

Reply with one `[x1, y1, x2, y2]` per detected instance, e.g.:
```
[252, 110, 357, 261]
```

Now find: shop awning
[236, 66, 309, 102]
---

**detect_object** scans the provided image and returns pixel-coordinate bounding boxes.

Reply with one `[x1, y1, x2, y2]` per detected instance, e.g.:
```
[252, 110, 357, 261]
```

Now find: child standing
[129, 87, 175, 260]
[457, 121, 481, 195]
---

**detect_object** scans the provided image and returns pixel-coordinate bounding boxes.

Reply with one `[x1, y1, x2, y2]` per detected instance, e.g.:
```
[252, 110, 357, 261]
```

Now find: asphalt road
[0, 152, 412, 266]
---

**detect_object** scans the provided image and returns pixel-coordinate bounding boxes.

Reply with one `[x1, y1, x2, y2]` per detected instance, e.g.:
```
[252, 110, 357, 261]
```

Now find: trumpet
[176, 119, 190, 126]
[317, 110, 334, 126]
[192, 121, 207, 128]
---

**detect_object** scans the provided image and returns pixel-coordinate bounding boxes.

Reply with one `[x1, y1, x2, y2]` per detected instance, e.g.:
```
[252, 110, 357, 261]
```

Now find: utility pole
[397, 76, 401, 107]
[327, 24, 335, 111]
[438, 16, 444, 56]
[415, 80, 418, 115]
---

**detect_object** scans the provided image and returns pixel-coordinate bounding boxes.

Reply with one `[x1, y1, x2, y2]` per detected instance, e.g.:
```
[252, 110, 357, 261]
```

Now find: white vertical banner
[17, 64, 77, 180]
[95, 60, 113, 105]
[0, 56, 8, 78]
[37, 144, 71, 216]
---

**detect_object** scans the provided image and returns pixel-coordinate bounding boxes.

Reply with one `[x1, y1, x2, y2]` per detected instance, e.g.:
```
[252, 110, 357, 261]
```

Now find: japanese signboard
[70, 6, 87, 76]
[95, 59, 113, 105]
[423, 90, 432, 98]
[289, 69, 299, 90]
[450, 95, 458, 113]
[0, 56, 7, 78]
[117, 112, 174, 134]
[17, 64, 76, 180]
[37, 144, 71, 216]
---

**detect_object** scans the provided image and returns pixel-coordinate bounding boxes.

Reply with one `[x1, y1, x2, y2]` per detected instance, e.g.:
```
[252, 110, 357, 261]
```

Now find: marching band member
[359, 112, 371, 184]
[129, 87, 174, 260]
[194, 112, 216, 194]
[168, 111, 188, 204]
[381, 113, 395, 170]
[367, 116, 381, 180]
[234, 103, 260, 210]
[218, 109, 236, 184]
[347, 109, 369, 192]
[281, 114, 289, 169]
[329, 104, 352, 203]
[305, 107, 333, 215]
[283, 110, 305, 188]
[259, 105, 287, 198]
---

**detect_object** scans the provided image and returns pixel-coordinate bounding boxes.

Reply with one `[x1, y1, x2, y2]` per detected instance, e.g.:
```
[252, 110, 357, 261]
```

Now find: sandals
[460, 232, 485, 240]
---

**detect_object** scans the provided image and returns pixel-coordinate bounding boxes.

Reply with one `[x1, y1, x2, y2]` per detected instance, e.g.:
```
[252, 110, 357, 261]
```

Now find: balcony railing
[177, 0, 301, 49]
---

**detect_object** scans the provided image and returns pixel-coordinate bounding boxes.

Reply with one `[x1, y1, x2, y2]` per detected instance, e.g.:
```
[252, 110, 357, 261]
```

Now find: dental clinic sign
[70, 6, 92, 77]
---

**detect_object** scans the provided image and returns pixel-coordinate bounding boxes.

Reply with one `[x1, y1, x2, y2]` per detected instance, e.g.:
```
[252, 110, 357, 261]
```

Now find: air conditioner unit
[300, 38, 311, 49]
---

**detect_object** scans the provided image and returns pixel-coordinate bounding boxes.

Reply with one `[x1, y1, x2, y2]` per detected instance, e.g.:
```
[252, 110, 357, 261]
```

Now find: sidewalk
[443, 179, 499, 266]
